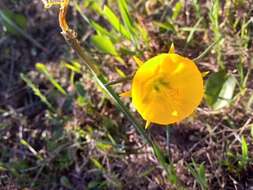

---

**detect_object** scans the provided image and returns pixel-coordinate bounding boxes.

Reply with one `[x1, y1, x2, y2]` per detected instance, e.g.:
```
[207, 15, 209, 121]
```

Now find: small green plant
[223, 135, 250, 174]
[21, 73, 54, 111]
[192, 0, 201, 19]
[239, 136, 249, 169]
[188, 159, 208, 190]
[36, 63, 67, 96]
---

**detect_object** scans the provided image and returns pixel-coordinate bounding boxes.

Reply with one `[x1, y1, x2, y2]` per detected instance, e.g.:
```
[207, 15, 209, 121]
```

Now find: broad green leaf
[205, 70, 227, 106]
[214, 75, 237, 109]
[205, 70, 237, 110]
[91, 35, 118, 56]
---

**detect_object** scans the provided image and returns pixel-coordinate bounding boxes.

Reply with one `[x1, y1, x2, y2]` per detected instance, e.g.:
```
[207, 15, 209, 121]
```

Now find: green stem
[166, 126, 171, 157]
[105, 75, 134, 86]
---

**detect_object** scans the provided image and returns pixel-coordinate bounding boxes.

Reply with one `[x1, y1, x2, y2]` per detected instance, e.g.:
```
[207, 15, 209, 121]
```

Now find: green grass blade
[152, 142, 182, 187]
[20, 73, 54, 111]
[75, 3, 116, 40]
[193, 36, 223, 62]
[92, 3, 131, 40]
[90, 21, 114, 38]
[209, 0, 224, 68]
[186, 18, 203, 44]
[192, 0, 201, 18]
[36, 63, 67, 96]
[117, 0, 133, 30]
[188, 160, 208, 190]
[172, 0, 184, 20]
[20, 139, 43, 160]
[64, 62, 81, 74]
[240, 136, 249, 169]
[117, 0, 137, 41]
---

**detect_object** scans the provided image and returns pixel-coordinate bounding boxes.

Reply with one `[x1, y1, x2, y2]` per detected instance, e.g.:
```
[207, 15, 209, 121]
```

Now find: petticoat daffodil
[122, 45, 204, 128]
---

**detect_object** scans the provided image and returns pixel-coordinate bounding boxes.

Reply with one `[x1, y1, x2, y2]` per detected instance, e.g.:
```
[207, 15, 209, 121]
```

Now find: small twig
[193, 36, 223, 62]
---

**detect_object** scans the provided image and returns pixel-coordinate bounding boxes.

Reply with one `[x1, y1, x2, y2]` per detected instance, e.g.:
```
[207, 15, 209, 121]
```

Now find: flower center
[153, 77, 170, 92]
[141, 75, 172, 104]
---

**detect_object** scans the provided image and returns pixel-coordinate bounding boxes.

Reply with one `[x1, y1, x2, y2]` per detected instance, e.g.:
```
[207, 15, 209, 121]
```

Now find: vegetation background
[0, 0, 253, 189]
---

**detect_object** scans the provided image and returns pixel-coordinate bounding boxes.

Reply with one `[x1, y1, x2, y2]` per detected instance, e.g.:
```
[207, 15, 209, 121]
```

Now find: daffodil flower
[121, 45, 204, 128]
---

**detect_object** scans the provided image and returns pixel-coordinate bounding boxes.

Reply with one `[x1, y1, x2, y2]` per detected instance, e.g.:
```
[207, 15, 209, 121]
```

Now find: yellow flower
[122, 47, 204, 127]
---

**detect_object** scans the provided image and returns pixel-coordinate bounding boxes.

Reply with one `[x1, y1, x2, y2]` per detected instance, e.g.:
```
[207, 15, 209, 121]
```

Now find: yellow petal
[145, 120, 151, 129]
[133, 56, 144, 67]
[120, 91, 131, 97]
[169, 43, 175, 54]
[202, 71, 209, 78]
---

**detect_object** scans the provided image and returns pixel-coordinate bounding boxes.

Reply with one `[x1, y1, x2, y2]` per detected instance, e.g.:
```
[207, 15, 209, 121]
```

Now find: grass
[188, 159, 208, 190]
[0, 0, 253, 189]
